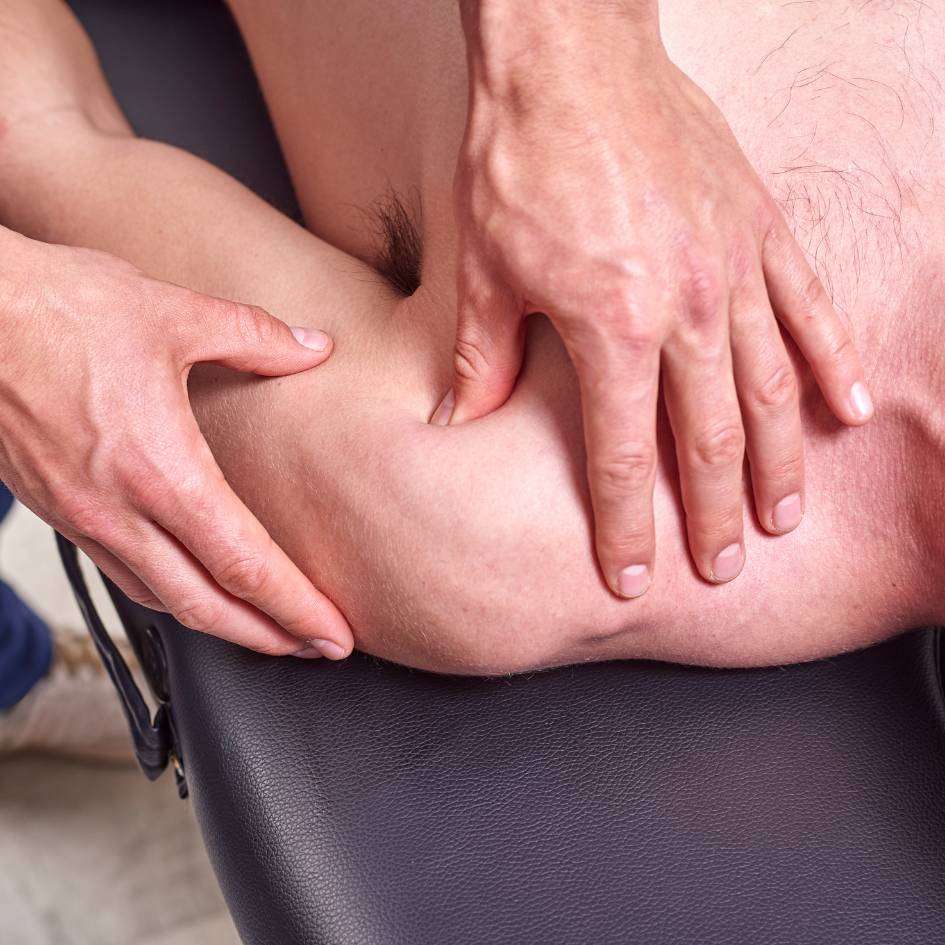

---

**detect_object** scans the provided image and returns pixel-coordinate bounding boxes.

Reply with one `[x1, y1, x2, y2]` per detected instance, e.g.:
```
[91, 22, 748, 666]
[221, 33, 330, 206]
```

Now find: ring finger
[730, 273, 805, 535]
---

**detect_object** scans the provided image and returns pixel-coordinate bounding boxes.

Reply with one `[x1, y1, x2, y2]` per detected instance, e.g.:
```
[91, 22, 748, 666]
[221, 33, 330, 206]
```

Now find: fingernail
[849, 381, 874, 421]
[711, 543, 743, 583]
[291, 645, 323, 660]
[430, 389, 455, 426]
[618, 564, 651, 599]
[290, 326, 331, 352]
[772, 493, 802, 532]
[308, 638, 347, 661]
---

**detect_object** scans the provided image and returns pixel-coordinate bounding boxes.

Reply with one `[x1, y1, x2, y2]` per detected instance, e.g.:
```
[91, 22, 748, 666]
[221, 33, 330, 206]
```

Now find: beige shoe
[0, 627, 138, 766]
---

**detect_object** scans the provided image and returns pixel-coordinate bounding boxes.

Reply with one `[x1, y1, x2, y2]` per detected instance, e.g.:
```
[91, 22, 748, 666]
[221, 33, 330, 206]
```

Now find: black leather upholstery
[68, 3, 945, 943]
[68, 0, 297, 219]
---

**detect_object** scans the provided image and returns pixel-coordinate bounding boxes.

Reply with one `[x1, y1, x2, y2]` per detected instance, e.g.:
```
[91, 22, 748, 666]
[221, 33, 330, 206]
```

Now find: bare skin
[0, 0, 942, 675]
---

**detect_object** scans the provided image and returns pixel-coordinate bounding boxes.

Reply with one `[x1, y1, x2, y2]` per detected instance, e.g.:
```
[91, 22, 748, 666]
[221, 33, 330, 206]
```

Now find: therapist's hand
[0, 230, 352, 659]
[449, 0, 873, 597]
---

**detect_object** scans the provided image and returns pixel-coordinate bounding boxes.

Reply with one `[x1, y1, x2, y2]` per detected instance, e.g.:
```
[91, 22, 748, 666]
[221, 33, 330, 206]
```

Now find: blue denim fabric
[0, 484, 52, 710]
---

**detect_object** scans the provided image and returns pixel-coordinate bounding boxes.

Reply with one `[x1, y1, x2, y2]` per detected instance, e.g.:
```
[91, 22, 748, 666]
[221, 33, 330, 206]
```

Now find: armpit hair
[366, 187, 422, 296]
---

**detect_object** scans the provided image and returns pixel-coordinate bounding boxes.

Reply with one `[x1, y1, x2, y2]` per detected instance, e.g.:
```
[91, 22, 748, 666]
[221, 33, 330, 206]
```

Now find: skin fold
[0, 0, 943, 674]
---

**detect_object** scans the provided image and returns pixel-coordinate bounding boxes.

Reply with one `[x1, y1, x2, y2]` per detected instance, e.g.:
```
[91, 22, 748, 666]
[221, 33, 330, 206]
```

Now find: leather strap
[55, 533, 187, 796]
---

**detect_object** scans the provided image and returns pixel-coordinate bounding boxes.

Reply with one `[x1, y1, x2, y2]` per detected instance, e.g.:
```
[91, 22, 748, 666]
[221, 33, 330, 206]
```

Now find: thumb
[448, 280, 525, 425]
[185, 298, 334, 376]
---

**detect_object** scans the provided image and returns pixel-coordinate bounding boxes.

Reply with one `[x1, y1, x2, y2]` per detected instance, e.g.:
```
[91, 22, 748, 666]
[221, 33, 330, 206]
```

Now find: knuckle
[214, 550, 272, 598]
[825, 332, 856, 369]
[117, 452, 206, 522]
[603, 525, 653, 561]
[682, 265, 725, 325]
[230, 301, 276, 348]
[249, 636, 295, 659]
[173, 596, 224, 634]
[692, 421, 745, 469]
[728, 239, 757, 286]
[57, 494, 115, 544]
[560, 276, 663, 359]
[763, 451, 804, 483]
[761, 209, 788, 249]
[605, 273, 646, 318]
[123, 586, 164, 611]
[590, 443, 657, 496]
[571, 330, 653, 374]
[751, 362, 798, 411]
[114, 452, 174, 508]
[576, 311, 660, 364]
[796, 272, 828, 319]
[695, 504, 743, 543]
[614, 315, 662, 355]
[453, 332, 491, 384]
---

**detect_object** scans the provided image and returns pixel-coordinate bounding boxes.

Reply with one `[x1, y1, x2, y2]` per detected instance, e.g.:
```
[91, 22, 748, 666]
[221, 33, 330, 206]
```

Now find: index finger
[562, 323, 662, 599]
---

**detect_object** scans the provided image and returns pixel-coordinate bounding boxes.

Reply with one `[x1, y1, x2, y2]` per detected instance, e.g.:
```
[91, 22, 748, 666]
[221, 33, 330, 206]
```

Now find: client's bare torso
[10, 0, 944, 674]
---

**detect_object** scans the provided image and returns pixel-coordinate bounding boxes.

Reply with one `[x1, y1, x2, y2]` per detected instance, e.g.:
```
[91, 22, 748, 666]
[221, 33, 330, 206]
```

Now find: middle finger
[663, 276, 746, 583]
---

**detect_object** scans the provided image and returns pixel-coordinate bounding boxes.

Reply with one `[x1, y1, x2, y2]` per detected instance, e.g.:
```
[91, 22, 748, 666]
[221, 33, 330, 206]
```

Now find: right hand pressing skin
[449, 0, 874, 597]
[0, 228, 352, 660]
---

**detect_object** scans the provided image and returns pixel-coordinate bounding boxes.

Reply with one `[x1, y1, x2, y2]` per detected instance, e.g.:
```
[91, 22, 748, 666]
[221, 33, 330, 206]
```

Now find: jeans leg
[0, 484, 53, 710]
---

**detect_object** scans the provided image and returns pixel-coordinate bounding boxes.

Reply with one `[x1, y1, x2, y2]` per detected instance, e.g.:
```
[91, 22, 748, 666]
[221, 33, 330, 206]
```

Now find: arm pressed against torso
[186, 0, 945, 672]
[2, 0, 944, 673]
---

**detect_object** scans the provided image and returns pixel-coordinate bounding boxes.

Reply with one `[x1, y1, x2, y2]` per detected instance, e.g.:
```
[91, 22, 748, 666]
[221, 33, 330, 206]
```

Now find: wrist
[460, 0, 664, 102]
[460, 0, 657, 26]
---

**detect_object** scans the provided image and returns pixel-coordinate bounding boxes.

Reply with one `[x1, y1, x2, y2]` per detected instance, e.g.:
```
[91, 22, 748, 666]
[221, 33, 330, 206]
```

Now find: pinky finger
[761, 214, 874, 425]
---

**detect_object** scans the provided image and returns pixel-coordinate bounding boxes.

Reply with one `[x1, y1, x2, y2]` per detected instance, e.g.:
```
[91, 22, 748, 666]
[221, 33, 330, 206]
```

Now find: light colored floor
[0, 504, 240, 945]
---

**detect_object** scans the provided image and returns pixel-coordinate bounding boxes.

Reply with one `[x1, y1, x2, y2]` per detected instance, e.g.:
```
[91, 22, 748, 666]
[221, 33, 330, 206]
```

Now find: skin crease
[0, 0, 943, 675]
